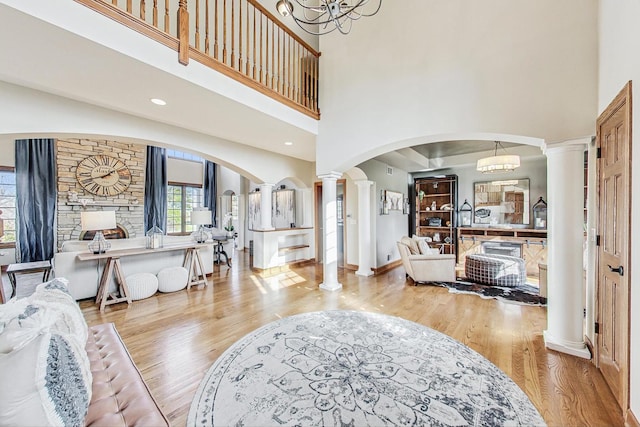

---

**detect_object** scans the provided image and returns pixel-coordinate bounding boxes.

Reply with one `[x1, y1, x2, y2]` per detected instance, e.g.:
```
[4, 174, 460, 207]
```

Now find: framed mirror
[474, 179, 530, 226]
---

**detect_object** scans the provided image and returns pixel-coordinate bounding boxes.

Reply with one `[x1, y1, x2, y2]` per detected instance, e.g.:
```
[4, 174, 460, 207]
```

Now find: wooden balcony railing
[75, 0, 320, 118]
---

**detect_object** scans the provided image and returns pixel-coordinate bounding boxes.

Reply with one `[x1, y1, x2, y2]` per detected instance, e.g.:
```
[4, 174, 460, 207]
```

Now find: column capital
[542, 137, 591, 155]
[317, 172, 342, 181]
[259, 183, 275, 190]
[354, 179, 374, 188]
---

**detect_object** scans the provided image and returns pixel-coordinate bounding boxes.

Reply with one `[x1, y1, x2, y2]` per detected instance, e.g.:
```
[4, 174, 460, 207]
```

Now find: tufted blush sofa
[0, 278, 168, 426]
[53, 236, 215, 300]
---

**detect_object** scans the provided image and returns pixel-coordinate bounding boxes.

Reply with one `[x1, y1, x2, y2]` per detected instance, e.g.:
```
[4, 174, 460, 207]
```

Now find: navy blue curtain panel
[15, 139, 57, 263]
[144, 146, 167, 233]
[204, 160, 217, 227]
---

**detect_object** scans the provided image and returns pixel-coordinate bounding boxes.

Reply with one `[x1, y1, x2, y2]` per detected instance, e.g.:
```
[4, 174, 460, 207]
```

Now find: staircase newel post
[178, 0, 190, 65]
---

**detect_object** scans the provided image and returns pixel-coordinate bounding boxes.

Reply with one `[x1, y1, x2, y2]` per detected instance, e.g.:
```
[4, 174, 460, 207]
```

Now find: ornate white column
[543, 138, 590, 359]
[319, 172, 342, 291]
[258, 183, 274, 231]
[355, 180, 374, 277]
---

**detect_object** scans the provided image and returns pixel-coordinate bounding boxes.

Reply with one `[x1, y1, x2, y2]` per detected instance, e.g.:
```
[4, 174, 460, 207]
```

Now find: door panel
[596, 81, 631, 413]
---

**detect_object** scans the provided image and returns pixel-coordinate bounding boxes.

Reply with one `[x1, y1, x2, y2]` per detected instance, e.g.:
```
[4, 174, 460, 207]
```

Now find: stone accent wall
[56, 138, 146, 249]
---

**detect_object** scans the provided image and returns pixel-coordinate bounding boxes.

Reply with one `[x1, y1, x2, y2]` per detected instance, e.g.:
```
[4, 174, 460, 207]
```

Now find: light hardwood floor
[80, 251, 624, 427]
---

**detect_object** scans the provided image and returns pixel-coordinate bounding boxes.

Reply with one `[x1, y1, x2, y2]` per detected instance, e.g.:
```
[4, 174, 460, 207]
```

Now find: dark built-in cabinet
[414, 175, 458, 256]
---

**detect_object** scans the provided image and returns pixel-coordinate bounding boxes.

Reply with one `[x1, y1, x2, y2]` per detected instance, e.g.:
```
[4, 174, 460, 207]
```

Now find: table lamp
[81, 210, 116, 254]
[191, 209, 212, 243]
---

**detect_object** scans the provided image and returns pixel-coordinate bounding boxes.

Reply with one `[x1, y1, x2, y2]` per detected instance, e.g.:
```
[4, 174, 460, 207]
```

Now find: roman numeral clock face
[76, 155, 132, 196]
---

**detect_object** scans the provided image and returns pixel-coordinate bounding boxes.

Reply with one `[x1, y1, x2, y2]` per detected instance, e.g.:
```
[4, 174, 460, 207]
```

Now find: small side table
[6, 260, 52, 299]
[213, 237, 232, 267]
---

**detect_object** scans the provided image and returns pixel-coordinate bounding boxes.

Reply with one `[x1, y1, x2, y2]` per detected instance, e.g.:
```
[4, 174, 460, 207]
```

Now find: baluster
[259, 12, 264, 84]
[277, 26, 281, 94]
[153, 0, 158, 27]
[223, 0, 227, 64]
[313, 55, 318, 111]
[127, 0, 132, 13]
[265, 20, 270, 88]
[238, 0, 242, 72]
[195, 0, 200, 50]
[112, 0, 117, 5]
[271, 21, 275, 90]
[252, 7, 257, 79]
[295, 43, 300, 104]
[205, 0, 210, 54]
[305, 50, 310, 108]
[231, 0, 235, 69]
[140, 0, 146, 19]
[164, 0, 169, 32]
[214, 0, 218, 59]
[246, 2, 251, 76]
[288, 35, 293, 99]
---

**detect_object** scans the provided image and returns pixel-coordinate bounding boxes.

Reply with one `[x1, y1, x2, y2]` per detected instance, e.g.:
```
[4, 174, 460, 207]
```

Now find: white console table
[252, 228, 314, 269]
[77, 243, 209, 311]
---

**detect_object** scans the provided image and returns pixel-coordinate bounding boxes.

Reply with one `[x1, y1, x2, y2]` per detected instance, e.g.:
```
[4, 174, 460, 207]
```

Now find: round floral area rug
[188, 310, 546, 426]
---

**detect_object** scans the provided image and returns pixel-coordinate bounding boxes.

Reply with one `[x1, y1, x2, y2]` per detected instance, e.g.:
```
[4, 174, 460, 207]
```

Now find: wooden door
[596, 81, 632, 413]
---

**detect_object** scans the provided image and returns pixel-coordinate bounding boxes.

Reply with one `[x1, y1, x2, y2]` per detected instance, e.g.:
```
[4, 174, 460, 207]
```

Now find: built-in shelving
[414, 175, 458, 255]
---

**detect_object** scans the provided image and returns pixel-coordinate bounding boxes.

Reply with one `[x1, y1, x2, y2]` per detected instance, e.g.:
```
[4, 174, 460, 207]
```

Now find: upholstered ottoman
[157, 266, 189, 293]
[465, 254, 526, 287]
[125, 273, 159, 300]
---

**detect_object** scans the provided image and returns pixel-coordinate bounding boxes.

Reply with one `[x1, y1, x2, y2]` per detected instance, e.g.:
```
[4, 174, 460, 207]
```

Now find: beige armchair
[397, 241, 456, 284]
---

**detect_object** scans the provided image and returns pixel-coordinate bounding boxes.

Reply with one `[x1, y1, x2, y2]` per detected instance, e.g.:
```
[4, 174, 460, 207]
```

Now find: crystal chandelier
[276, 0, 382, 35]
[476, 141, 521, 173]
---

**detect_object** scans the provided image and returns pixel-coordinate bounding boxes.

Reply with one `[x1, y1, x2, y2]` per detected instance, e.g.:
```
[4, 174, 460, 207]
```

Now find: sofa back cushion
[400, 236, 419, 254]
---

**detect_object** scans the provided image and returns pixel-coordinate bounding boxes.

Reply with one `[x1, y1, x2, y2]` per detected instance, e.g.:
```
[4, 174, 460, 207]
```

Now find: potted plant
[223, 213, 235, 238]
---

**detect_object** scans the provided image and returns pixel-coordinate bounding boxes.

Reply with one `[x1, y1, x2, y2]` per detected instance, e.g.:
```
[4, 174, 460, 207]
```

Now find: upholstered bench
[465, 254, 526, 287]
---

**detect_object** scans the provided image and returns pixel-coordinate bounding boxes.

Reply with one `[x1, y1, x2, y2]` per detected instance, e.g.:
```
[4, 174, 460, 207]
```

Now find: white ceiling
[374, 140, 545, 173]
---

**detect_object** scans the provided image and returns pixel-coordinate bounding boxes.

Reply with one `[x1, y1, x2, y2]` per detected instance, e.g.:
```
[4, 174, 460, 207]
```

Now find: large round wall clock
[76, 154, 132, 196]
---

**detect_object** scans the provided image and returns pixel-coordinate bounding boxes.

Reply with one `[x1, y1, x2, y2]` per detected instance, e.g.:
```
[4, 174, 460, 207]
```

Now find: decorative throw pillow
[0, 278, 92, 426]
[0, 332, 91, 426]
[401, 236, 420, 254]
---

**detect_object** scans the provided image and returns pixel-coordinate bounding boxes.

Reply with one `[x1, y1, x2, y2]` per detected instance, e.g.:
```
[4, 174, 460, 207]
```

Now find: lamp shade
[191, 209, 212, 226]
[81, 210, 116, 231]
[476, 155, 521, 173]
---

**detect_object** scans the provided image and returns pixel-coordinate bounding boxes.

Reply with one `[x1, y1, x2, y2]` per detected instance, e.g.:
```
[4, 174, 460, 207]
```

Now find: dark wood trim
[167, 181, 203, 188]
[372, 259, 402, 276]
[0, 166, 15, 172]
[0, 243, 15, 250]
[74, 0, 179, 51]
[343, 263, 358, 271]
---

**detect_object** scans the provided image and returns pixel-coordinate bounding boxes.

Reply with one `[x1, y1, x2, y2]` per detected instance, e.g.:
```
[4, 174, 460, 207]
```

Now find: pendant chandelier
[476, 141, 521, 173]
[275, 0, 382, 35]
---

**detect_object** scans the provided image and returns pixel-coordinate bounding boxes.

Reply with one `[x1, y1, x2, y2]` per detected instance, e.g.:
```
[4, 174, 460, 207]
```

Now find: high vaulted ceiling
[0, 2, 318, 162]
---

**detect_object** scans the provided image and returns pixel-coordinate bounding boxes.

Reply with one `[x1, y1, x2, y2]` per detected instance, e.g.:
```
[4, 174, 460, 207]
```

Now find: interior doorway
[595, 81, 632, 415]
[314, 179, 346, 267]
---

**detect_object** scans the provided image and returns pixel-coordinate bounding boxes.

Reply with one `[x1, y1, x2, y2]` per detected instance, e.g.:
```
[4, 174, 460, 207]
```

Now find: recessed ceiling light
[284, 141, 293, 146]
[150, 98, 167, 106]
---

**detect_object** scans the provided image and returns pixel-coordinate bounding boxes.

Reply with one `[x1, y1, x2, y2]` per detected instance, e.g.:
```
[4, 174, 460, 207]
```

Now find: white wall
[599, 0, 640, 418]
[0, 81, 316, 187]
[317, 0, 598, 174]
[357, 159, 409, 267]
